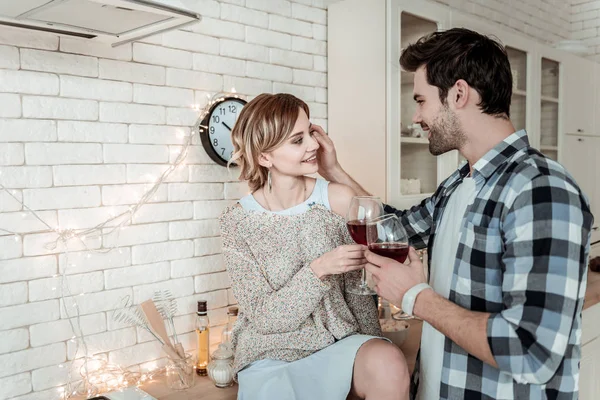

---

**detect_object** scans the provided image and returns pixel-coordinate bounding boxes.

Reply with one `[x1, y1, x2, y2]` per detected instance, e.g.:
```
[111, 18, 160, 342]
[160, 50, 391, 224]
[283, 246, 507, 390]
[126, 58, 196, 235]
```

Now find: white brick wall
[570, 0, 600, 60]
[0, 0, 327, 396]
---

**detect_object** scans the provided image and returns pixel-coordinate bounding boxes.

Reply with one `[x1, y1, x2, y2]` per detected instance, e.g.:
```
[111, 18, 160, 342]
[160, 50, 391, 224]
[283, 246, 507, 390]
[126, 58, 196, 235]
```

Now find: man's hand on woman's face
[311, 124, 340, 180]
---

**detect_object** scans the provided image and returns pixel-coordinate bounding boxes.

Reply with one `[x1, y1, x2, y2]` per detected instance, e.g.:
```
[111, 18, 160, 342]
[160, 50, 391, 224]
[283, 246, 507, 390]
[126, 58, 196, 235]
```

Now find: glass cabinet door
[539, 58, 560, 161]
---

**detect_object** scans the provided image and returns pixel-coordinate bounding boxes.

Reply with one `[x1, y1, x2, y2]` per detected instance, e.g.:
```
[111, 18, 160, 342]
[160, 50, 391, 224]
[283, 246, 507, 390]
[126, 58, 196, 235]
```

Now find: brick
[270, 48, 313, 69]
[195, 239, 222, 257]
[67, 328, 136, 360]
[171, 254, 224, 278]
[313, 23, 327, 41]
[193, 53, 245, 76]
[0, 93, 21, 117]
[189, 165, 238, 182]
[273, 82, 315, 101]
[108, 340, 163, 368]
[221, 3, 269, 27]
[308, 102, 327, 118]
[0, 300, 59, 331]
[0, 211, 56, 234]
[132, 240, 194, 264]
[0, 373, 31, 399]
[294, 3, 327, 24]
[184, 0, 220, 18]
[23, 231, 101, 256]
[0, 189, 22, 212]
[60, 37, 132, 60]
[104, 261, 170, 289]
[0, 329, 29, 355]
[315, 87, 327, 103]
[21, 49, 97, 77]
[292, 36, 326, 55]
[129, 124, 192, 145]
[57, 205, 128, 230]
[0, 166, 52, 188]
[0, 282, 27, 307]
[102, 222, 169, 247]
[170, 145, 213, 164]
[293, 69, 326, 87]
[25, 143, 101, 165]
[169, 219, 220, 240]
[60, 288, 132, 318]
[162, 30, 219, 54]
[224, 181, 250, 199]
[59, 248, 131, 275]
[246, 61, 292, 82]
[176, 290, 228, 316]
[101, 183, 168, 205]
[60, 76, 132, 102]
[220, 39, 268, 62]
[0, 119, 56, 142]
[132, 277, 194, 304]
[29, 313, 106, 347]
[188, 17, 245, 40]
[246, 0, 291, 16]
[132, 201, 193, 224]
[57, 121, 127, 143]
[246, 26, 291, 50]
[0, 70, 58, 95]
[53, 164, 126, 186]
[0, 26, 58, 50]
[166, 107, 202, 126]
[126, 163, 189, 183]
[0, 44, 19, 69]
[99, 59, 165, 85]
[100, 102, 165, 124]
[193, 200, 235, 219]
[23, 186, 100, 210]
[194, 271, 230, 293]
[222, 75, 272, 96]
[23, 96, 98, 121]
[314, 55, 327, 72]
[0, 343, 65, 378]
[133, 84, 194, 107]
[29, 271, 104, 302]
[30, 357, 97, 392]
[0, 235, 22, 260]
[168, 183, 223, 201]
[572, 27, 597, 40]
[133, 43, 192, 69]
[1, 143, 25, 166]
[0, 256, 56, 284]
[166, 68, 223, 91]
[269, 15, 312, 39]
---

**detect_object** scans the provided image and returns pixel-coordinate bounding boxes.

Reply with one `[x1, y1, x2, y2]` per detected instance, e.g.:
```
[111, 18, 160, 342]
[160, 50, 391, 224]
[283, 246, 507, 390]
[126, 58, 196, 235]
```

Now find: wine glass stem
[361, 267, 368, 287]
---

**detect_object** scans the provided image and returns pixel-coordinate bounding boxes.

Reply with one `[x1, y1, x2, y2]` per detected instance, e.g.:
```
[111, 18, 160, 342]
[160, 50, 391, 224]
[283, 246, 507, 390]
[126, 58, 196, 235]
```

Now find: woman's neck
[262, 175, 307, 211]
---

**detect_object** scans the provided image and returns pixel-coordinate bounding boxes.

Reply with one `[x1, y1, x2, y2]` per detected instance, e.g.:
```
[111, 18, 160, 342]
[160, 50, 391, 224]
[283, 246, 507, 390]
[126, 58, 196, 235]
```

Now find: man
[313, 28, 593, 399]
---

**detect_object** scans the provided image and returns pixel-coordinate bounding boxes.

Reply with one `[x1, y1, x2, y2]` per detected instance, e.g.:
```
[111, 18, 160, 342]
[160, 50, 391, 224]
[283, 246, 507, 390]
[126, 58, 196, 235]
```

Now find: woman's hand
[310, 244, 367, 279]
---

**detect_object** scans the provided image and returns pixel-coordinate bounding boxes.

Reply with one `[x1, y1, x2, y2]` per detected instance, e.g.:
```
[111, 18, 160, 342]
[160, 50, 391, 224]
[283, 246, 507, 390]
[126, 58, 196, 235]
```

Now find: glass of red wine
[345, 196, 384, 295]
[366, 214, 413, 319]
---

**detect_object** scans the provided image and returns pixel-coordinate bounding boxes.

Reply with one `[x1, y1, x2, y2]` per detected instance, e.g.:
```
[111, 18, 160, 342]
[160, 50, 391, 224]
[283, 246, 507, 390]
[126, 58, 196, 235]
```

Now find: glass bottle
[221, 306, 238, 350]
[207, 343, 235, 388]
[195, 300, 209, 376]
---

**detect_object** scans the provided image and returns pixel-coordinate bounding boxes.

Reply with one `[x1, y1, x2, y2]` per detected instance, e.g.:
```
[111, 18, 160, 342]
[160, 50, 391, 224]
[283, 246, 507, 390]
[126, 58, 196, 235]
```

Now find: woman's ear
[258, 153, 272, 169]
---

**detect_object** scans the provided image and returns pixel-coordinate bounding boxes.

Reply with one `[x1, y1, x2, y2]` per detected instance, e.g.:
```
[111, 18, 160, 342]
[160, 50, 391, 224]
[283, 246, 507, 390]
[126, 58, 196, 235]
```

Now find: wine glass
[366, 214, 413, 319]
[345, 196, 384, 295]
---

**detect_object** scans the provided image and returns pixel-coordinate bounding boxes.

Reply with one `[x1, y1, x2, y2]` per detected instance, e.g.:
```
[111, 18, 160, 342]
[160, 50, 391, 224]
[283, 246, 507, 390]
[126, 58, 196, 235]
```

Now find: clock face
[199, 97, 246, 166]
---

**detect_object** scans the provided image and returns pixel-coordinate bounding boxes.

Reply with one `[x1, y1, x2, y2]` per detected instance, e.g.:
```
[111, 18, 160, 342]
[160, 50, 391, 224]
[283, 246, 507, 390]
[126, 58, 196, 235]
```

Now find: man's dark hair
[400, 28, 512, 117]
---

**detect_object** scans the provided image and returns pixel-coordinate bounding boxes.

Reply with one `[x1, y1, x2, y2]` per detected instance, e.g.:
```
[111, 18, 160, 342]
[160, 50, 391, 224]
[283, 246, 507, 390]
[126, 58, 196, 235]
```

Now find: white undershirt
[416, 177, 477, 400]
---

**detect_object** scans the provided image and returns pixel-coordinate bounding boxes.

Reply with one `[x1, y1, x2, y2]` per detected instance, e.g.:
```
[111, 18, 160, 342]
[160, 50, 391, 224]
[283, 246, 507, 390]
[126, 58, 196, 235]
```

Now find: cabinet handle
[593, 227, 599, 231]
[577, 129, 584, 133]
[578, 138, 584, 142]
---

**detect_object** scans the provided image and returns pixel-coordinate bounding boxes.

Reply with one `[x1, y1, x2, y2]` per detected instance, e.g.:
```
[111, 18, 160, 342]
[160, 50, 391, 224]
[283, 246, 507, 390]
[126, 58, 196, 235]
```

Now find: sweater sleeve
[220, 209, 331, 335]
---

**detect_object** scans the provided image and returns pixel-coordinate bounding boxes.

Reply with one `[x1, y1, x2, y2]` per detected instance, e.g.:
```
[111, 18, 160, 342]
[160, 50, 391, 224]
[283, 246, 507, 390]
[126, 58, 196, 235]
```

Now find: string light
[0, 92, 242, 398]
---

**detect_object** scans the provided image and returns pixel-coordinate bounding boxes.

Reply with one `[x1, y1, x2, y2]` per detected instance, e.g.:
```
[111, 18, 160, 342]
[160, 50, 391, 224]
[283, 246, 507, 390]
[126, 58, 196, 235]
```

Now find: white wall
[0, 0, 327, 398]
[570, 0, 600, 61]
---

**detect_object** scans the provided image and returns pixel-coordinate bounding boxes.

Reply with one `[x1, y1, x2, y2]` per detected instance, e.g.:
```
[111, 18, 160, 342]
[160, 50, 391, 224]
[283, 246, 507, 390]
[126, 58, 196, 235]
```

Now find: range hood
[0, 0, 200, 47]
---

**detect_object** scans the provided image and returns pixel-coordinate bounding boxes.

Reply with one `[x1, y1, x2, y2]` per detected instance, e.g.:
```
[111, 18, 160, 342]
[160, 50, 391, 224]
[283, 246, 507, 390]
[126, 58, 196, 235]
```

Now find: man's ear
[451, 79, 470, 109]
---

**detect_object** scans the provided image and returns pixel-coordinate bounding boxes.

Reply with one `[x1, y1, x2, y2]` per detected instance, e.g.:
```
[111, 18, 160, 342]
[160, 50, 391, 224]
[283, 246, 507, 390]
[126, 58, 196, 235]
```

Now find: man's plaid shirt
[386, 130, 593, 399]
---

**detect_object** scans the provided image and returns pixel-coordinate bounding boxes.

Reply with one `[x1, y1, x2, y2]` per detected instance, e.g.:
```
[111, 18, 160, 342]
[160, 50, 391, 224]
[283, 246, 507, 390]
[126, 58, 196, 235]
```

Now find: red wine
[347, 220, 367, 245]
[369, 242, 409, 263]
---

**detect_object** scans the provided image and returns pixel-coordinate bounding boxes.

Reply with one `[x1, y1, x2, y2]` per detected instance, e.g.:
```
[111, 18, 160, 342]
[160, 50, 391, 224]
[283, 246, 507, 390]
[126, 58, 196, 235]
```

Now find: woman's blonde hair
[230, 93, 310, 192]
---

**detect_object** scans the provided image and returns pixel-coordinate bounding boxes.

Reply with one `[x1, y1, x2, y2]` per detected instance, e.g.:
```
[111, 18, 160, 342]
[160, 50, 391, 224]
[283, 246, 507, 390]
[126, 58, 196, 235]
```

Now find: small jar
[166, 354, 195, 390]
[207, 343, 235, 388]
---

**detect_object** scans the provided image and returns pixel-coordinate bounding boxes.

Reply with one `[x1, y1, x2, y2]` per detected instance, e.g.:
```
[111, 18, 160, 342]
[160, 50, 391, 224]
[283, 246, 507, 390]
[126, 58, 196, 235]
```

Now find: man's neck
[460, 116, 516, 174]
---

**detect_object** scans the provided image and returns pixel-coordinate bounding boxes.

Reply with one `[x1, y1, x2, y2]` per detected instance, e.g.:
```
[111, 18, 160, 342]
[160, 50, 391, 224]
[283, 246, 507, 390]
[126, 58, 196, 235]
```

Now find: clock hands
[222, 122, 233, 131]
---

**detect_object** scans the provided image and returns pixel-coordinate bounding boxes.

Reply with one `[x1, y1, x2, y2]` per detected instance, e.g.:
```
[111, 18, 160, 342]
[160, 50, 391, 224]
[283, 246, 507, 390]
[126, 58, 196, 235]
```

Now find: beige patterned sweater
[219, 204, 382, 374]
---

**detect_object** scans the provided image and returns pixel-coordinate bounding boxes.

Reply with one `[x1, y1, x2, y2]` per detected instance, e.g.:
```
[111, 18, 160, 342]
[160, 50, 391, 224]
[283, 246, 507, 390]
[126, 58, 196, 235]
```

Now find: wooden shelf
[541, 95, 559, 103]
[401, 136, 428, 144]
[513, 89, 527, 97]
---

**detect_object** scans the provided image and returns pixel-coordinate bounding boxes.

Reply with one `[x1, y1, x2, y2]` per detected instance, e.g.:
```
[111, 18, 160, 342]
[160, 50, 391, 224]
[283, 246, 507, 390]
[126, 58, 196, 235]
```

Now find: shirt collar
[471, 129, 529, 180]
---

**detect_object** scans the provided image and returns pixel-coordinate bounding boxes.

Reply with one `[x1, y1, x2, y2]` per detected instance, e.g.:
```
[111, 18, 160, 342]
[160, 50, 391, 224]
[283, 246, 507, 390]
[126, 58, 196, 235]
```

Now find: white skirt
[236, 334, 383, 400]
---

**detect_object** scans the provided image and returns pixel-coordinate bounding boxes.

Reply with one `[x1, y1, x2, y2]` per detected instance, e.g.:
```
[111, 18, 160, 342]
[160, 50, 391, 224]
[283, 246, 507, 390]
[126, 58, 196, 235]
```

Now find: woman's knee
[363, 340, 409, 380]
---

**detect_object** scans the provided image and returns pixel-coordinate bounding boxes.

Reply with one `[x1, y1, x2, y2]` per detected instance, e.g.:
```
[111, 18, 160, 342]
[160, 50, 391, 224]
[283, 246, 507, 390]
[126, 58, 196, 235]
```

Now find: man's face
[412, 66, 466, 156]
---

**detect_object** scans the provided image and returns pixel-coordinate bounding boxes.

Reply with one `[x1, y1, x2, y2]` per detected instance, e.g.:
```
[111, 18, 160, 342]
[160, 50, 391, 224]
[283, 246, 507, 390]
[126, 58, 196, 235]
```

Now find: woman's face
[266, 108, 319, 177]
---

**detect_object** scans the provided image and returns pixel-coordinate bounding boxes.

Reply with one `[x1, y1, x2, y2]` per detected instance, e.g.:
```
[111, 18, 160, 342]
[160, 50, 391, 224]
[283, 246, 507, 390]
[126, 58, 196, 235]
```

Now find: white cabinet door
[581, 337, 600, 399]
[595, 63, 600, 136]
[563, 57, 596, 136]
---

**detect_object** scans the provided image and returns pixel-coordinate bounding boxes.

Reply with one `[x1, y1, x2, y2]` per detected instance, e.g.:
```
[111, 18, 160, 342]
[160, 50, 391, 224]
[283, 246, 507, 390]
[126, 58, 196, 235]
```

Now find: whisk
[153, 290, 185, 357]
[112, 304, 165, 345]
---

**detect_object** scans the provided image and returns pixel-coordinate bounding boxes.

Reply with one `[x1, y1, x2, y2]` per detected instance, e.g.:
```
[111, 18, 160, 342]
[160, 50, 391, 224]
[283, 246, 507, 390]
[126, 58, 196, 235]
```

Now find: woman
[219, 93, 409, 399]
